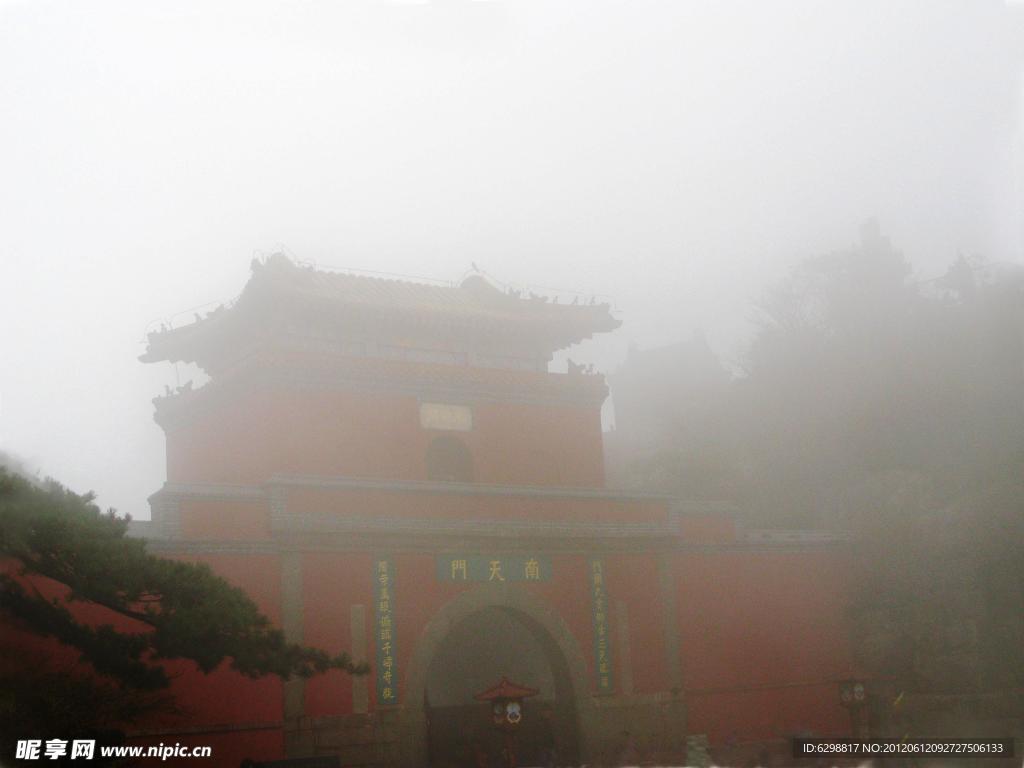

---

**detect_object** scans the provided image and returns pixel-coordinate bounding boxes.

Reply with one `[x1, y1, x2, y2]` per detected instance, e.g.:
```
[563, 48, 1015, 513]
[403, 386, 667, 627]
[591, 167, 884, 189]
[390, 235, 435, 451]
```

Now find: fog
[1, 0, 1022, 517]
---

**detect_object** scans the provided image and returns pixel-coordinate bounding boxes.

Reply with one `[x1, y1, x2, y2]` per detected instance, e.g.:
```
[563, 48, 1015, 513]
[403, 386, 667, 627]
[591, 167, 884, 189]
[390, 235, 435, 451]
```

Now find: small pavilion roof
[473, 676, 540, 702]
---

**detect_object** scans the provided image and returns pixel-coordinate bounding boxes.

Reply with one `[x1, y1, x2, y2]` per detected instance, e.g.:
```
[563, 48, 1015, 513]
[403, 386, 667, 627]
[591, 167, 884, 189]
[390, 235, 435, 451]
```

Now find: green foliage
[741, 244, 1024, 694]
[0, 644, 177, 746]
[0, 468, 369, 691]
[612, 227, 1024, 708]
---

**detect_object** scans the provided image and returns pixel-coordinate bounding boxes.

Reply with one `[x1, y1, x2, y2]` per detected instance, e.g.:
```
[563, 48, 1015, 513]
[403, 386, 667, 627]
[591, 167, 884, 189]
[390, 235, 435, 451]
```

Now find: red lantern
[474, 677, 540, 768]
[475, 676, 539, 731]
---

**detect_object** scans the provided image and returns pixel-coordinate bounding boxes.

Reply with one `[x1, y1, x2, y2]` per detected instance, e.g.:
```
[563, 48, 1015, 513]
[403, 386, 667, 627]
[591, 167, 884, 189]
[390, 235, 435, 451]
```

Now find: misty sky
[1, 0, 1022, 517]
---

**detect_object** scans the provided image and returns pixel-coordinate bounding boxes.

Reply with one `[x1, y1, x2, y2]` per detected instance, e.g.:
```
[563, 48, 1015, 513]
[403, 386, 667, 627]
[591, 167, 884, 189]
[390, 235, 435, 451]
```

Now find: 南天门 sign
[435, 555, 552, 582]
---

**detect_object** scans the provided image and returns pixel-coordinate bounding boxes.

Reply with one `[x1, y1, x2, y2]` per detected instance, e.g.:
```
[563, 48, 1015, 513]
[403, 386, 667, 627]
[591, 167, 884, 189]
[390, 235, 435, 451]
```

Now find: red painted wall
[6, 532, 857, 759]
[126, 511, 856, 750]
[301, 552, 375, 719]
[166, 386, 606, 488]
[0, 557, 289, 764]
[605, 553, 670, 695]
[676, 548, 856, 744]
[179, 500, 272, 541]
[144, 553, 285, 735]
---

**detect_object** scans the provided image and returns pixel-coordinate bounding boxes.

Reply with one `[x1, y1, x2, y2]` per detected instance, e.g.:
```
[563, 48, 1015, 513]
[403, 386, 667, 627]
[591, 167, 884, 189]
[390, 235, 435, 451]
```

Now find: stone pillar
[615, 599, 635, 696]
[657, 553, 687, 759]
[396, 707, 427, 768]
[151, 496, 181, 539]
[281, 551, 305, 726]
[351, 604, 369, 714]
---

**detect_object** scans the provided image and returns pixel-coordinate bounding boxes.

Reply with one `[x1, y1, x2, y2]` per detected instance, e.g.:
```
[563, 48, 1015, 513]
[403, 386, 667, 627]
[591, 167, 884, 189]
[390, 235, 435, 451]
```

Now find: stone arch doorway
[401, 584, 591, 768]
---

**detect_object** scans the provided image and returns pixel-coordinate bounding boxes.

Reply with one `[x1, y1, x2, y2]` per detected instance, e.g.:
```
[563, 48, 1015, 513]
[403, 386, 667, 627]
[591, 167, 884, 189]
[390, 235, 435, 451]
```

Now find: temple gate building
[133, 255, 856, 766]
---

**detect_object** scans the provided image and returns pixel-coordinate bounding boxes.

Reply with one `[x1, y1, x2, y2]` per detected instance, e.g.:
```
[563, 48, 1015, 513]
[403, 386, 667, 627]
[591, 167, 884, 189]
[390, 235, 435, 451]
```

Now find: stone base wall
[285, 711, 401, 767]
[285, 695, 687, 768]
[579, 694, 688, 766]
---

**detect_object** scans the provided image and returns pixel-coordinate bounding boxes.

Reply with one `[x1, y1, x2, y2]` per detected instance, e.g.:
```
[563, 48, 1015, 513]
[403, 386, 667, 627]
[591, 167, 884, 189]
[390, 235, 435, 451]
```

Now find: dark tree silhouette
[0, 466, 369, 761]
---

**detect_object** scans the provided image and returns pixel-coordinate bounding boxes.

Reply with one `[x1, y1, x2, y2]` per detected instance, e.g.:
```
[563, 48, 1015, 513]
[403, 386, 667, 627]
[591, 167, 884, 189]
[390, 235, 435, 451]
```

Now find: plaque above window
[419, 402, 473, 432]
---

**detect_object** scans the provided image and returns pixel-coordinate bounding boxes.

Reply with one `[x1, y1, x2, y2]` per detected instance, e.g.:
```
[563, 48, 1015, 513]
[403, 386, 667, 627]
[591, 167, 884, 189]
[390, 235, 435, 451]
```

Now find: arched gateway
[403, 584, 589, 767]
[131, 255, 857, 767]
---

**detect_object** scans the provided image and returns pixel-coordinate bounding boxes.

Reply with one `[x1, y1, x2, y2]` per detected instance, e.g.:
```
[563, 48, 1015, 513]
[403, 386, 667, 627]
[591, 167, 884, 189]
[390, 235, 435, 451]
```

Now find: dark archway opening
[426, 436, 475, 483]
[424, 606, 579, 768]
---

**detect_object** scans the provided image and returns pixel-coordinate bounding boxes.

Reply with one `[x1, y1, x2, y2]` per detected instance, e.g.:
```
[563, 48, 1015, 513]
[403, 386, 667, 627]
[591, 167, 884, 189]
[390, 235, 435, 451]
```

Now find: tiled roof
[141, 255, 619, 365]
[245, 254, 612, 323]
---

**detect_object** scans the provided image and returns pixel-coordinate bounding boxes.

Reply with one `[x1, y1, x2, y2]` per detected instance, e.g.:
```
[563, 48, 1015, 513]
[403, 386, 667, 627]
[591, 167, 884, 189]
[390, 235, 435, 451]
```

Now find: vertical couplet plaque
[375, 558, 398, 705]
[590, 558, 614, 693]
